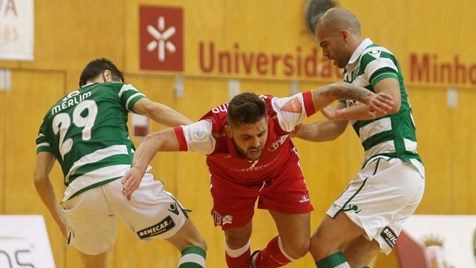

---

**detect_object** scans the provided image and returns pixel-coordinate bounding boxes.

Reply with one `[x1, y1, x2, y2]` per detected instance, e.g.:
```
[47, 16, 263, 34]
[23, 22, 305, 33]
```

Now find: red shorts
[210, 158, 313, 230]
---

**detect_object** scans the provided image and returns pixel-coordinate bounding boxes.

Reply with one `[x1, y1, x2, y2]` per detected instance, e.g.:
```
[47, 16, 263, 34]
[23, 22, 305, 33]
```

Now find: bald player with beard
[295, 7, 425, 268]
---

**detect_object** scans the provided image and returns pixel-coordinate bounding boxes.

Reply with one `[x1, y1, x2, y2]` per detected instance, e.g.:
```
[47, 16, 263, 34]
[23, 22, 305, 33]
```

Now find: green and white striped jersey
[36, 82, 146, 199]
[342, 38, 422, 167]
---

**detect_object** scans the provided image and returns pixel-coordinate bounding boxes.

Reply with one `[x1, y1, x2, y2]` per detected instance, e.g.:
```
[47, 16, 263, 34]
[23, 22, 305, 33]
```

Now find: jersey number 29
[52, 100, 98, 160]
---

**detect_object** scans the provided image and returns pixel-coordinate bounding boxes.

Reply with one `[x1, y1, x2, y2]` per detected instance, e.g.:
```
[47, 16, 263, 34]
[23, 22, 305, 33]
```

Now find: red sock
[255, 236, 292, 267]
[225, 247, 251, 268]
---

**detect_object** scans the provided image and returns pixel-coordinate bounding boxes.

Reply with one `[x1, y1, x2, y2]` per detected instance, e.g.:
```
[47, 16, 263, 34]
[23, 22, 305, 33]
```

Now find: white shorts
[62, 174, 188, 255]
[327, 157, 425, 254]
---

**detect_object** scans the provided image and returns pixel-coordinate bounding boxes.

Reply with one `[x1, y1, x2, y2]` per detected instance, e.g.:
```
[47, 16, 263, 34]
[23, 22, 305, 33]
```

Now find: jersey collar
[347, 38, 373, 66]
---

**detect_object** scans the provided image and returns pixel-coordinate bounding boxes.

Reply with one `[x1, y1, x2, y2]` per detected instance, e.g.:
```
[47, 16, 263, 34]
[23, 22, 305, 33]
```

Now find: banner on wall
[0, 215, 55, 267]
[403, 215, 476, 268]
[139, 5, 183, 72]
[0, 0, 34, 61]
[137, 4, 342, 80]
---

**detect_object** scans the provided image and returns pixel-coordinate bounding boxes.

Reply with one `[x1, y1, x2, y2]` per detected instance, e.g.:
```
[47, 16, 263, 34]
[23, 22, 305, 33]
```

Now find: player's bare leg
[167, 218, 207, 267]
[224, 221, 253, 268]
[78, 252, 108, 268]
[310, 214, 363, 267]
[249, 211, 310, 267]
[270, 211, 310, 258]
[167, 218, 207, 252]
[342, 235, 380, 267]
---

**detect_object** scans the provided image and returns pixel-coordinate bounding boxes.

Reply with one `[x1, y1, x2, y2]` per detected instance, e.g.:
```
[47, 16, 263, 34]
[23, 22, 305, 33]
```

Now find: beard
[235, 144, 263, 161]
[245, 147, 263, 161]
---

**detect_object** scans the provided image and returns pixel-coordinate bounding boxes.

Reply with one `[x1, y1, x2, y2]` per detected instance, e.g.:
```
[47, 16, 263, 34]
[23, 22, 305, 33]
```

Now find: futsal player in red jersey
[122, 82, 393, 268]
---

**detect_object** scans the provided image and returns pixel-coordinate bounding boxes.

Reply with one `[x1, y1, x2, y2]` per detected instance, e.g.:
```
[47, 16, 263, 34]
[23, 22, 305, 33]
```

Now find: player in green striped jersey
[34, 58, 207, 268]
[296, 8, 425, 268]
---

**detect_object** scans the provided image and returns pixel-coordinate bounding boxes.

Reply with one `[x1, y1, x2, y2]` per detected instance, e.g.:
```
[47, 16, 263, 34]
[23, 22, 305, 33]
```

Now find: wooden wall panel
[407, 86, 454, 214]
[345, 0, 409, 58]
[0, 90, 5, 213]
[452, 88, 476, 213]
[2, 70, 76, 267]
[8, 1, 126, 73]
[5, 70, 64, 211]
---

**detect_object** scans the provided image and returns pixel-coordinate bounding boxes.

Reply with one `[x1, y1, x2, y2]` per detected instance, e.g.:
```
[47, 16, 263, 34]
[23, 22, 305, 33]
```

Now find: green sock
[178, 246, 206, 268]
[316, 251, 349, 268]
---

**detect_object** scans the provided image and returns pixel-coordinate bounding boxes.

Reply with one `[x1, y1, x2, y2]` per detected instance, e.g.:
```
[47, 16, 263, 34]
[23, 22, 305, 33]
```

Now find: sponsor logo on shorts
[137, 216, 176, 239]
[380, 226, 397, 248]
[299, 195, 310, 203]
[168, 203, 180, 215]
[213, 211, 222, 226]
[222, 215, 233, 225]
[212, 211, 233, 226]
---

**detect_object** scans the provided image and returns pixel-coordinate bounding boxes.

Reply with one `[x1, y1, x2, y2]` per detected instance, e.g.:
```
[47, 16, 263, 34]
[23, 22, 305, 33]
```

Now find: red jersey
[173, 92, 316, 185]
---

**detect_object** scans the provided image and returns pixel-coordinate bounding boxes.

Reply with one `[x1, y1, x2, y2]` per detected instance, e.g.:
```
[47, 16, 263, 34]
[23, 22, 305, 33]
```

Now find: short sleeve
[117, 84, 146, 111]
[36, 119, 53, 153]
[173, 120, 216, 154]
[271, 91, 316, 132]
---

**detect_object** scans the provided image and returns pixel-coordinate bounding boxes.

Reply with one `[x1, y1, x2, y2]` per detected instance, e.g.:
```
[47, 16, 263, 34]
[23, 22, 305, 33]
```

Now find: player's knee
[309, 234, 336, 259]
[290, 244, 310, 259]
[225, 229, 252, 249]
[283, 237, 310, 259]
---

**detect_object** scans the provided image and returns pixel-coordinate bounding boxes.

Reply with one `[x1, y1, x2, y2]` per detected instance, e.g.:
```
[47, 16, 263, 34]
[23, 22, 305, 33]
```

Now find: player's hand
[59, 223, 68, 239]
[122, 166, 145, 200]
[57, 216, 73, 242]
[366, 92, 394, 114]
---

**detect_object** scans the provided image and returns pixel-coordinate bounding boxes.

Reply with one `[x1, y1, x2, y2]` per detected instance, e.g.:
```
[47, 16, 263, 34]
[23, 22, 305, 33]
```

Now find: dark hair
[79, 58, 124, 87]
[227, 92, 266, 127]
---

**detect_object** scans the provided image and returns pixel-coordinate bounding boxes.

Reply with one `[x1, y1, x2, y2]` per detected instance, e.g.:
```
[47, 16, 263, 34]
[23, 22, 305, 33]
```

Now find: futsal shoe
[247, 250, 260, 268]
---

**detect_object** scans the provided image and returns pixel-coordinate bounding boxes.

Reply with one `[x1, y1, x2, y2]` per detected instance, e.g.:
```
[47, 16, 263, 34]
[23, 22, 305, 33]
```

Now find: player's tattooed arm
[310, 82, 394, 114]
